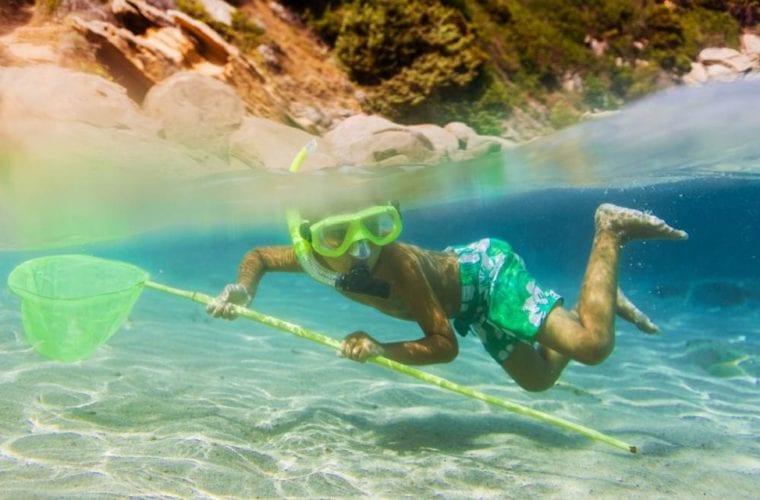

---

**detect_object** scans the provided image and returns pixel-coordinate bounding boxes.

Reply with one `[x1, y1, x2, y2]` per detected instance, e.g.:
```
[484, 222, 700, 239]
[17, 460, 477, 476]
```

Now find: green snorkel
[285, 140, 343, 289]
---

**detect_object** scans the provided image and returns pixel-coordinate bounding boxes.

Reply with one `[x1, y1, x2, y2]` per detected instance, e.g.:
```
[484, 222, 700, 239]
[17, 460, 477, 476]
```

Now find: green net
[7, 255, 148, 362]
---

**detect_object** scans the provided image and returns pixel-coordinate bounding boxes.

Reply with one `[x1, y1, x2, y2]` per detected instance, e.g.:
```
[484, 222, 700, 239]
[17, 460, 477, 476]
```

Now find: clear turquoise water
[1, 81, 759, 497]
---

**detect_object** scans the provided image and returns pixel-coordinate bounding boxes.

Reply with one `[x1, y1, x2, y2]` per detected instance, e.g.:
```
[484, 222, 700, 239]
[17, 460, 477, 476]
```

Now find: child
[207, 202, 687, 392]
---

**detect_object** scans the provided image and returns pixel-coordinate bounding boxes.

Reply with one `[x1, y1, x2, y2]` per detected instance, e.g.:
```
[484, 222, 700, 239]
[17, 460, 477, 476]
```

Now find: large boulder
[229, 117, 338, 170]
[698, 47, 753, 74]
[321, 114, 515, 169]
[407, 124, 460, 162]
[684, 46, 757, 85]
[323, 114, 437, 167]
[741, 33, 760, 66]
[445, 121, 514, 157]
[0, 64, 157, 132]
[0, 65, 238, 248]
[682, 62, 709, 86]
[142, 71, 246, 157]
[444, 121, 478, 150]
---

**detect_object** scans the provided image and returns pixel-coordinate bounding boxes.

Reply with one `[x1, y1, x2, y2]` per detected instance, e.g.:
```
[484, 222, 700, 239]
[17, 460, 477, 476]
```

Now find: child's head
[299, 202, 402, 272]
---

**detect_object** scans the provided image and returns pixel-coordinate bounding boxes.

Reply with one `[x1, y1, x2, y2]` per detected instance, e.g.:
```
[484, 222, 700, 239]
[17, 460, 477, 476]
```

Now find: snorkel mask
[286, 141, 402, 298]
[301, 205, 402, 259]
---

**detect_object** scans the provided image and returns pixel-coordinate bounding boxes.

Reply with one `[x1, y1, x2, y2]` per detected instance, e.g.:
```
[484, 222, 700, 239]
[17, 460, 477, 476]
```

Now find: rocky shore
[0, 0, 512, 182]
[1, 0, 759, 180]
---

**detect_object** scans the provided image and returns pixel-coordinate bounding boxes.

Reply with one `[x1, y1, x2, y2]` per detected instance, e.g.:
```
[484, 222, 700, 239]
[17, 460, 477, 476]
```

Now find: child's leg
[535, 204, 687, 365]
[505, 292, 660, 390]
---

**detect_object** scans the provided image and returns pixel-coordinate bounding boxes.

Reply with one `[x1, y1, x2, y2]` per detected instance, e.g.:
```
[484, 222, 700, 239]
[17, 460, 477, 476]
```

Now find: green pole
[144, 280, 638, 454]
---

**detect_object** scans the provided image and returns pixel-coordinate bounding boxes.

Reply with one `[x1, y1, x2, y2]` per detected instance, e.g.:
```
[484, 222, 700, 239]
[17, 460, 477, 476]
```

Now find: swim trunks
[446, 238, 563, 364]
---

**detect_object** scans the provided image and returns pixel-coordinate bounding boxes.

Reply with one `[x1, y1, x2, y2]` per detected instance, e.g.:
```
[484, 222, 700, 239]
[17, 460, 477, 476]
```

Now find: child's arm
[341, 247, 459, 365]
[237, 246, 301, 294]
[207, 245, 300, 319]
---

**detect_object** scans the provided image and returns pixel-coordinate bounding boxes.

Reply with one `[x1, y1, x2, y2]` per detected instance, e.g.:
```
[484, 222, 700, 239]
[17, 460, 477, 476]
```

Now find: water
[1, 80, 759, 497]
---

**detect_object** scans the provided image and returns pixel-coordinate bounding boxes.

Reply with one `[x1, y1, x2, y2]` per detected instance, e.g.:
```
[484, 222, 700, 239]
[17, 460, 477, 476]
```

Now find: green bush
[329, 0, 486, 128]
[626, 64, 667, 99]
[333, 0, 482, 85]
[549, 100, 581, 129]
[583, 74, 616, 110]
[280, 0, 750, 134]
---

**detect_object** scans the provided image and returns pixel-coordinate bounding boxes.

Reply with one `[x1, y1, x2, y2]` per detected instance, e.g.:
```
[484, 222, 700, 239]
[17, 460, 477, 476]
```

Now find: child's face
[305, 203, 400, 273]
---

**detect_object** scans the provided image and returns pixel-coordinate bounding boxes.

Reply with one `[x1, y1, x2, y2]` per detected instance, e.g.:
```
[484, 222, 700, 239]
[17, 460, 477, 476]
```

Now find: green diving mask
[303, 205, 403, 258]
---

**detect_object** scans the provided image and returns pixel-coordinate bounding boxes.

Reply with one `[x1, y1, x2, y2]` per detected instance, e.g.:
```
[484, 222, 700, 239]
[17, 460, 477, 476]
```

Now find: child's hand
[206, 283, 252, 320]
[340, 331, 385, 362]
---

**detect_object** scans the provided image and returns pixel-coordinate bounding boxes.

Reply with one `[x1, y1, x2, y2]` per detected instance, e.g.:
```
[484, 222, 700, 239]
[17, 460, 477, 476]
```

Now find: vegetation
[283, 0, 754, 135]
[32, 0, 757, 135]
[177, 0, 264, 54]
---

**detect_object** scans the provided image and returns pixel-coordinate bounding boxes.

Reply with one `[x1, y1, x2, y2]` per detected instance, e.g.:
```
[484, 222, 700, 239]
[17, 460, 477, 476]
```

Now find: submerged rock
[689, 281, 752, 308]
[683, 339, 757, 379]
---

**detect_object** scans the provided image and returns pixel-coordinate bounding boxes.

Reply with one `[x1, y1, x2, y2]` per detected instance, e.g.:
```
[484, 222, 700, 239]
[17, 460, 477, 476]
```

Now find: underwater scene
[1, 80, 759, 497]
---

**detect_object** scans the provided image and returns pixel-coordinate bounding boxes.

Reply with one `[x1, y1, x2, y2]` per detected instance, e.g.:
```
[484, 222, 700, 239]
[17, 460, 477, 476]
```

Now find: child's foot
[616, 288, 659, 334]
[595, 203, 688, 244]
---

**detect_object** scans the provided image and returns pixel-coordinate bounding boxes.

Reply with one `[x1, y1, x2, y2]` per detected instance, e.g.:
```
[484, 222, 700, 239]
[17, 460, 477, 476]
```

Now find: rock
[465, 134, 515, 159]
[229, 116, 337, 170]
[257, 43, 281, 71]
[197, 0, 236, 26]
[168, 8, 239, 64]
[269, 1, 299, 24]
[325, 114, 400, 146]
[167, 8, 287, 121]
[0, 40, 59, 65]
[0, 64, 157, 132]
[143, 71, 246, 157]
[561, 72, 583, 92]
[324, 114, 436, 167]
[683, 339, 757, 379]
[112, 0, 174, 32]
[705, 62, 740, 82]
[444, 122, 478, 150]
[682, 62, 708, 86]
[72, 15, 186, 100]
[741, 32, 760, 66]
[689, 281, 751, 308]
[407, 124, 460, 162]
[698, 47, 753, 73]
[444, 121, 516, 157]
[0, 65, 238, 248]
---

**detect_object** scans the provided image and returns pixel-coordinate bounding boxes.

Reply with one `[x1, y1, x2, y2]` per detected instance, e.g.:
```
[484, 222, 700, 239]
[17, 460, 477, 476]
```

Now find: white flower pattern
[523, 280, 550, 328]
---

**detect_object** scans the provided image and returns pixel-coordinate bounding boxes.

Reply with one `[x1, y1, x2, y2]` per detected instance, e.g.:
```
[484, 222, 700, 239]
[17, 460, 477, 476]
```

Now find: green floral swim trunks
[446, 238, 563, 364]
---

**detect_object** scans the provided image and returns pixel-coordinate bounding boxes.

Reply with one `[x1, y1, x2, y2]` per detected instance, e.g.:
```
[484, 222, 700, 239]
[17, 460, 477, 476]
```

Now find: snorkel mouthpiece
[336, 264, 391, 299]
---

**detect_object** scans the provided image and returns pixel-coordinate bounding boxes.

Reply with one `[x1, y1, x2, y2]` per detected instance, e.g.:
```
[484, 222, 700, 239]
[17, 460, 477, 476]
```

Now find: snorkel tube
[286, 140, 341, 289]
[287, 209, 341, 288]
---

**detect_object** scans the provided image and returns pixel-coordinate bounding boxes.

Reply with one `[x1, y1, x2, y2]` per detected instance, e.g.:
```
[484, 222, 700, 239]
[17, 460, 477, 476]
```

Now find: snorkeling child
[207, 202, 687, 392]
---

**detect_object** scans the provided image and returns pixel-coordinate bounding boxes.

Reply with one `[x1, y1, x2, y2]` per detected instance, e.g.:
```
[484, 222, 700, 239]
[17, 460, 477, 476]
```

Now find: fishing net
[7, 255, 148, 362]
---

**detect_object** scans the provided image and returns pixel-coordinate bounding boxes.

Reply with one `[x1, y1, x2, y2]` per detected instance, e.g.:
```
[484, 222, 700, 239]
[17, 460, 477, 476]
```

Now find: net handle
[144, 280, 637, 454]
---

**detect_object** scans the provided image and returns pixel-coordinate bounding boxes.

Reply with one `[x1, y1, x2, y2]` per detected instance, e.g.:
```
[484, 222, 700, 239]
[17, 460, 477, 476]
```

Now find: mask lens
[364, 212, 396, 239]
[317, 222, 350, 251]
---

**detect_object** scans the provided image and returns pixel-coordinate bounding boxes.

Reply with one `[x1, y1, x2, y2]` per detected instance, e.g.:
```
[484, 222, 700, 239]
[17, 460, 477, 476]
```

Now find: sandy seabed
[0, 263, 758, 498]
